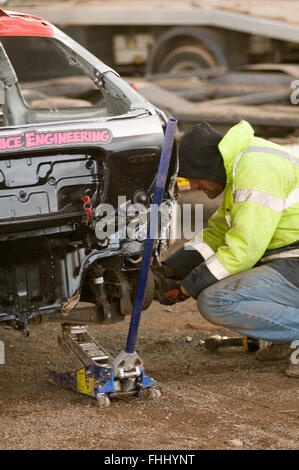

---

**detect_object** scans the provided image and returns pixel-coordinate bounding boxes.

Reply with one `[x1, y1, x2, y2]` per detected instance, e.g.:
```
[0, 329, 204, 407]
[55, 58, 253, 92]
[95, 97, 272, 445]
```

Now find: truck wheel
[158, 44, 217, 73]
[146, 27, 227, 76]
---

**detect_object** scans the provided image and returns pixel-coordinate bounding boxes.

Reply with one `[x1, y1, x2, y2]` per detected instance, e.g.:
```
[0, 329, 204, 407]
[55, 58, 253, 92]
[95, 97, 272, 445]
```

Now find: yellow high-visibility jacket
[189, 120, 299, 282]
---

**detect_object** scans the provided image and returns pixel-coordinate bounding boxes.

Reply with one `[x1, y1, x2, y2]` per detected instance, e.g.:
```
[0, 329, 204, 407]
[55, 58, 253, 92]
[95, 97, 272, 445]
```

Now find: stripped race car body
[0, 10, 178, 332]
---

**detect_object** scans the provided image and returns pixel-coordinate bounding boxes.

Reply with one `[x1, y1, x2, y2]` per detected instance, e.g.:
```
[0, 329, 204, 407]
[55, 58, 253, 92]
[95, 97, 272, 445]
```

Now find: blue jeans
[197, 265, 299, 342]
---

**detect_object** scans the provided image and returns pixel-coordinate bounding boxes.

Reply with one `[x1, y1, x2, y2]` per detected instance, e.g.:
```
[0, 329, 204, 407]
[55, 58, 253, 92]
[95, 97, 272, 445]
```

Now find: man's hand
[180, 285, 191, 297]
[153, 266, 190, 305]
[160, 285, 190, 305]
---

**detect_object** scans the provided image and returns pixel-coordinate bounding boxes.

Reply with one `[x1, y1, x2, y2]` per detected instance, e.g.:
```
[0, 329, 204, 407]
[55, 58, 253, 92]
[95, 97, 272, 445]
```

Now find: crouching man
[155, 120, 299, 377]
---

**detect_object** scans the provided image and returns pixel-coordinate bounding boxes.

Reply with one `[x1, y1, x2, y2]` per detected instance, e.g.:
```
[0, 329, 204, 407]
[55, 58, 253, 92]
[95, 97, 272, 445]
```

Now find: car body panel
[0, 10, 178, 331]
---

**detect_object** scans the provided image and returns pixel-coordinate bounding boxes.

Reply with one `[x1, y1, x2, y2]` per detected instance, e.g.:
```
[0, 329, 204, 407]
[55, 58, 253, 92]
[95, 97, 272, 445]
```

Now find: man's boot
[152, 265, 189, 305]
[255, 342, 291, 361]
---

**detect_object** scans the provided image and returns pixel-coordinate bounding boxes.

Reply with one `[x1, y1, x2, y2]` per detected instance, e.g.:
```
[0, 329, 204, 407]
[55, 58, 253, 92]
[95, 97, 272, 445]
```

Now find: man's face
[189, 178, 224, 199]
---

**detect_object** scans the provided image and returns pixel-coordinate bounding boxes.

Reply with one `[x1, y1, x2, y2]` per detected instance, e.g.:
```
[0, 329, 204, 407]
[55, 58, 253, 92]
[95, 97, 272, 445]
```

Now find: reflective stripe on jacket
[190, 120, 299, 281]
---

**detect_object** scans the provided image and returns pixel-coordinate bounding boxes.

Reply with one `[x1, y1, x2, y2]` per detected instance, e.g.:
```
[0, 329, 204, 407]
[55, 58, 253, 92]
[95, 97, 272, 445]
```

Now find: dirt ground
[0, 295, 298, 451]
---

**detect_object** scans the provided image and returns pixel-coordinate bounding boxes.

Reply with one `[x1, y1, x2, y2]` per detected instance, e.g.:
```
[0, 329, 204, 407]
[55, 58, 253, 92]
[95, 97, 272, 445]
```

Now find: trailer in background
[4, 0, 299, 80]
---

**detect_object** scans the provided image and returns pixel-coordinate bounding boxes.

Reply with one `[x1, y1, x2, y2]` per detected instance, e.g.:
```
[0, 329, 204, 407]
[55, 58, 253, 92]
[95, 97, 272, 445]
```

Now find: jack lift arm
[50, 118, 177, 406]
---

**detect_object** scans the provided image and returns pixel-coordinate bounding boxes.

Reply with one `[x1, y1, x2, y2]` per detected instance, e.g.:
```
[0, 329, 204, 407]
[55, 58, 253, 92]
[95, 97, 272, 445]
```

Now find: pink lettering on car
[0, 129, 113, 151]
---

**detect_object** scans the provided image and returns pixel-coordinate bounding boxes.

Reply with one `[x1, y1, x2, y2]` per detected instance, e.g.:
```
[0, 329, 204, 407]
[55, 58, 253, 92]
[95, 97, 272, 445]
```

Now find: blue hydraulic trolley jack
[50, 118, 177, 406]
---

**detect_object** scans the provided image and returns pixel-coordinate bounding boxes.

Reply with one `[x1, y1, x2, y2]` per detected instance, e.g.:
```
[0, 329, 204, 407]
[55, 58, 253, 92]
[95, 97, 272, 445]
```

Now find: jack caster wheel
[97, 395, 110, 407]
[148, 388, 161, 400]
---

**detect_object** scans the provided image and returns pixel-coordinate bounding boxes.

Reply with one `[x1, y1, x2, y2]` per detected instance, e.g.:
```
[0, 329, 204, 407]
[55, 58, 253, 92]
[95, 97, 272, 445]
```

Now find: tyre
[130, 267, 155, 311]
[158, 44, 217, 73]
[146, 27, 227, 76]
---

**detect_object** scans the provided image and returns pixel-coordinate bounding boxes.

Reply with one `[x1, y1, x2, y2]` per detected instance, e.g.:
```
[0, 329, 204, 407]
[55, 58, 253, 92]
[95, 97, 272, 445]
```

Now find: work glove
[159, 286, 190, 305]
[153, 266, 190, 305]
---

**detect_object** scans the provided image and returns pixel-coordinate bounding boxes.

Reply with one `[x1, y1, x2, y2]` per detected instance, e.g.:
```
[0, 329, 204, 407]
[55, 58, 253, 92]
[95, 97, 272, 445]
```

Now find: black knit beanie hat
[178, 122, 226, 184]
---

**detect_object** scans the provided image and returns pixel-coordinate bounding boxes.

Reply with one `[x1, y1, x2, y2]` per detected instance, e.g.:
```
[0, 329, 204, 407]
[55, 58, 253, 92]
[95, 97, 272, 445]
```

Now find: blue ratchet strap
[125, 118, 177, 354]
